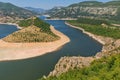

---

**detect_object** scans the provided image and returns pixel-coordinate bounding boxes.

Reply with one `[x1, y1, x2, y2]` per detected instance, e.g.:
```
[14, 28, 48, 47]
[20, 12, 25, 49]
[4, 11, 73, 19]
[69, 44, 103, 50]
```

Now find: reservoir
[0, 20, 102, 80]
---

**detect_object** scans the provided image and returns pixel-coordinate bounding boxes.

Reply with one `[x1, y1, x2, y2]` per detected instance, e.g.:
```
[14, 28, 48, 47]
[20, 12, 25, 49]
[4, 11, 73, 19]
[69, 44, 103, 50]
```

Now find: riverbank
[45, 18, 77, 20]
[65, 22, 120, 54]
[0, 22, 22, 29]
[47, 22, 120, 77]
[65, 22, 105, 45]
[0, 26, 70, 61]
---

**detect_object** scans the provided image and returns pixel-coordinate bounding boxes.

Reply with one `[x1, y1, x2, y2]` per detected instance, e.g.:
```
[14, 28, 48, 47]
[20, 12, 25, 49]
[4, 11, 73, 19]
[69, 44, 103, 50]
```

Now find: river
[0, 20, 102, 80]
[0, 24, 18, 39]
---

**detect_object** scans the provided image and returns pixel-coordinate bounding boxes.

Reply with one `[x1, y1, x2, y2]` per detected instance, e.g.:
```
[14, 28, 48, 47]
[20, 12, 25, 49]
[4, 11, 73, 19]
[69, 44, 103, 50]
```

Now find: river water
[0, 20, 102, 80]
[0, 24, 18, 39]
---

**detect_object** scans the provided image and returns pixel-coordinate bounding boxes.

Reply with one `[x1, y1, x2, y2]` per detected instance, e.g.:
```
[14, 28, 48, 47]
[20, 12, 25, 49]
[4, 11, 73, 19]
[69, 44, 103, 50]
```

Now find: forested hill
[0, 2, 36, 23]
[47, 1, 120, 22]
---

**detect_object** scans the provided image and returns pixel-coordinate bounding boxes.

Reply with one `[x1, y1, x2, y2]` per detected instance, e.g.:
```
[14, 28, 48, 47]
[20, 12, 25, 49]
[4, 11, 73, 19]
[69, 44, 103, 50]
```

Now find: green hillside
[41, 51, 120, 80]
[67, 18, 120, 39]
[69, 1, 103, 7]
[0, 2, 36, 23]
[18, 17, 53, 34]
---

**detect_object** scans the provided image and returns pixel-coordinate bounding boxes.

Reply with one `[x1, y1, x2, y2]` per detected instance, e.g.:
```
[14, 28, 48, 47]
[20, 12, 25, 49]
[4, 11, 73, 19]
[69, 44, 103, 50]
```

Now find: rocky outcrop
[65, 6, 117, 16]
[48, 56, 94, 77]
[96, 39, 120, 58]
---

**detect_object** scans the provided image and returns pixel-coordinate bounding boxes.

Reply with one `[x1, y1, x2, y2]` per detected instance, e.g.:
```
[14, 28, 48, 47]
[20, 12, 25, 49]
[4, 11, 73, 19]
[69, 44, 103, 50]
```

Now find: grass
[3, 26, 60, 42]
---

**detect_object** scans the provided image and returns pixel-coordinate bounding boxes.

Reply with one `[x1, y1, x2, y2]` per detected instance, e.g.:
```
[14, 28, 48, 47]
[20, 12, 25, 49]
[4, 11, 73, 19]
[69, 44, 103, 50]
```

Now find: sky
[0, 0, 113, 9]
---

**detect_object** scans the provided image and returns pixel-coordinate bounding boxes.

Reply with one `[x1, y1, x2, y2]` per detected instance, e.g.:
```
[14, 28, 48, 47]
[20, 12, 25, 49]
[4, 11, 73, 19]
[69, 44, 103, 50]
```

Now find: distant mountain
[45, 6, 64, 15]
[46, 1, 120, 22]
[0, 2, 36, 23]
[24, 7, 46, 14]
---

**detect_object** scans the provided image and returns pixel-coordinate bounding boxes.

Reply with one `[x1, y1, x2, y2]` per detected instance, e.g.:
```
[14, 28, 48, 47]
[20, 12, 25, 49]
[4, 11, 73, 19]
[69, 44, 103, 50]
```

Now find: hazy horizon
[0, 0, 113, 9]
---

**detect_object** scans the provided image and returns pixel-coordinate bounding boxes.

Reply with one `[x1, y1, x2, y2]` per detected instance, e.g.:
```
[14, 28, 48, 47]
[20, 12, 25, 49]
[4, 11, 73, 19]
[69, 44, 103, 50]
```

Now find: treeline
[18, 17, 54, 34]
[33, 18, 51, 34]
[77, 18, 110, 25]
[40, 50, 120, 80]
[18, 19, 33, 27]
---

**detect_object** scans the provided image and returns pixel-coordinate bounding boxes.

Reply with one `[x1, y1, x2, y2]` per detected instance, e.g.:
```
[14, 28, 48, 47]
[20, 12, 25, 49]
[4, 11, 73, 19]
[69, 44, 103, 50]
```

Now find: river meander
[0, 20, 102, 80]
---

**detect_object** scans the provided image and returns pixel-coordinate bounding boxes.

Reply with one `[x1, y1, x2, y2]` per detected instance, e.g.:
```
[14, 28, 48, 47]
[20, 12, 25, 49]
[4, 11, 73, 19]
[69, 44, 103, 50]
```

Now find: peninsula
[0, 17, 70, 61]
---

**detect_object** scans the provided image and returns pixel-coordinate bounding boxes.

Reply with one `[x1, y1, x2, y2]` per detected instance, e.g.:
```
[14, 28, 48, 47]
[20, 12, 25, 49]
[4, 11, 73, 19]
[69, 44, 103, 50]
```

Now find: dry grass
[3, 26, 60, 42]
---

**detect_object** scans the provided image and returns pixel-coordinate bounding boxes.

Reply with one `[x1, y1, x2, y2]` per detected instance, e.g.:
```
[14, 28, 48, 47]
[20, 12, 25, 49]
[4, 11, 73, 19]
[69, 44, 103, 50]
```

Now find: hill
[3, 17, 60, 42]
[67, 18, 120, 39]
[0, 2, 36, 23]
[24, 7, 46, 14]
[40, 51, 120, 80]
[46, 1, 120, 23]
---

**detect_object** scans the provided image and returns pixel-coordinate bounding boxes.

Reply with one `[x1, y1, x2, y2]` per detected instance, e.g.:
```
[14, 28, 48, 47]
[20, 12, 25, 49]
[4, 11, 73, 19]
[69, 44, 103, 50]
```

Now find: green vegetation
[69, 1, 103, 7]
[67, 18, 120, 39]
[18, 19, 33, 27]
[18, 17, 54, 35]
[77, 18, 110, 25]
[3, 18, 60, 42]
[0, 2, 35, 18]
[33, 18, 52, 34]
[111, 7, 120, 22]
[40, 52, 120, 80]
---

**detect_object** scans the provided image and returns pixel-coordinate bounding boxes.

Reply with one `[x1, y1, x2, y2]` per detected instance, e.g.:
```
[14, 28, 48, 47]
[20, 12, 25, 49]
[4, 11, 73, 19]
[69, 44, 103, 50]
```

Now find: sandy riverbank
[0, 26, 70, 61]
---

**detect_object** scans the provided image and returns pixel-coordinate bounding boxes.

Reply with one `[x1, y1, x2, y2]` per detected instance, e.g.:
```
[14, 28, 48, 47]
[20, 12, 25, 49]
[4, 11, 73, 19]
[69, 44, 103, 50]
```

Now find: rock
[48, 56, 94, 77]
[114, 39, 120, 47]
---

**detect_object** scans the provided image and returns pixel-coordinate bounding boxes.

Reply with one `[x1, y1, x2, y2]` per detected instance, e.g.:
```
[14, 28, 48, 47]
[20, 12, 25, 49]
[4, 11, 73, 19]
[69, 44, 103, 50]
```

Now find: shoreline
[65, 22, 120, 57]
[0, 25, 70, 61]
[0, 22, 22, 29]
[48, 22, 120, 77]
[45, 18, 77, 20]
[65, 22, 105, 45]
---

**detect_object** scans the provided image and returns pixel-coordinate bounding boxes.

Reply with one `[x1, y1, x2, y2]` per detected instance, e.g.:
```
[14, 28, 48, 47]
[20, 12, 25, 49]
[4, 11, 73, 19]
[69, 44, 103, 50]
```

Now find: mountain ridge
[46, 1, 120, 23]
[24, 7, 46, 14]
[0, 2, 36, 23]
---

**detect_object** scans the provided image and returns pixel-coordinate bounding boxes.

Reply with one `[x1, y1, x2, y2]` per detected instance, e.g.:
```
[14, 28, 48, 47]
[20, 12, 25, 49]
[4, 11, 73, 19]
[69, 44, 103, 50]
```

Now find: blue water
[0, 20, 102, 80]
[0, 24, 18, 39]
